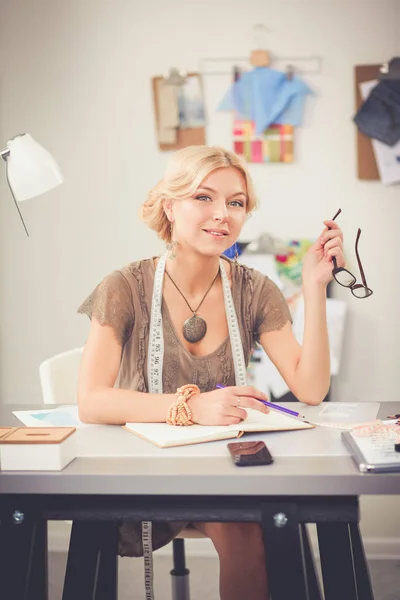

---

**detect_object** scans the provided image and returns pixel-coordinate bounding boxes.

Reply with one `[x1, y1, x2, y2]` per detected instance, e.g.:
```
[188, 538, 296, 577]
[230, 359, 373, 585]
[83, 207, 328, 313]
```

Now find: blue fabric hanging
[273, 77, 314, 126]
[218, 67, 314, 133]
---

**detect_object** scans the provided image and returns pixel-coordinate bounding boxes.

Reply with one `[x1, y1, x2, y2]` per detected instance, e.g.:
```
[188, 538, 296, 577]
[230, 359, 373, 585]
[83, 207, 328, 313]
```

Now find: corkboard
[152, 72, 206, 151]
[354, 65, 381, 180]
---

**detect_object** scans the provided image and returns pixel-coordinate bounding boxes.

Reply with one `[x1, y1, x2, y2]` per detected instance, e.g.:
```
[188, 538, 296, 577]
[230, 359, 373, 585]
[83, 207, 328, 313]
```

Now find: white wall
[0, 0, 399, 550]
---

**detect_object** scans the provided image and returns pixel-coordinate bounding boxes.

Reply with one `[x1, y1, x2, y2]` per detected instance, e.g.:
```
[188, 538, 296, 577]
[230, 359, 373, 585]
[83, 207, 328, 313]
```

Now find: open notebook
[124, 408, 314, 448]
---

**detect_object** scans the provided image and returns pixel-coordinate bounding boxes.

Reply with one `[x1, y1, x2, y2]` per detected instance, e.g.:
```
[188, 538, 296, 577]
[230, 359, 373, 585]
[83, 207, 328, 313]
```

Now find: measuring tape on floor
[142, 252, 247, 599]
[142, 520, 153, 599]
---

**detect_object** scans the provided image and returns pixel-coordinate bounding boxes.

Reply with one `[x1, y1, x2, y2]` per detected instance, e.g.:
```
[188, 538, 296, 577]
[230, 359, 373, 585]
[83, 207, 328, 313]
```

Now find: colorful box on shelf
[0, 427, 77, 471]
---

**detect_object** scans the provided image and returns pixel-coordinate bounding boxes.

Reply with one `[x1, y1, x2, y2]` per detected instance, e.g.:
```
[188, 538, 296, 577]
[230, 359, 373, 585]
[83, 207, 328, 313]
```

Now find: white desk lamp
[0, 133, 63, 236]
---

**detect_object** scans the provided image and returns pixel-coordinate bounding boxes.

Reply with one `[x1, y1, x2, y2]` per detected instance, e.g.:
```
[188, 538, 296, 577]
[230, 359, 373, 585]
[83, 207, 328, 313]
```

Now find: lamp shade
[5, 133, 63, 201]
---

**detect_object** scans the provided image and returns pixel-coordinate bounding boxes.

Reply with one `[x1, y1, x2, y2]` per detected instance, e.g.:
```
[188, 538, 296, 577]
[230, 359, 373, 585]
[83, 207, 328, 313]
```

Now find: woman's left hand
[302, 219, 346, 288]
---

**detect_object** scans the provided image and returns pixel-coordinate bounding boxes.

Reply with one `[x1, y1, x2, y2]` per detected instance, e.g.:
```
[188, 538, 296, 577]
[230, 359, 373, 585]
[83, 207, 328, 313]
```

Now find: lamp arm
[2, 152, 29, 237]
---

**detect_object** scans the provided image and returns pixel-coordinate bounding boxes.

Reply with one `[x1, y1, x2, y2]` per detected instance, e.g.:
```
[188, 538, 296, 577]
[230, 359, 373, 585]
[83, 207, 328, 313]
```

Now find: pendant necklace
[165, 268, 220, 343]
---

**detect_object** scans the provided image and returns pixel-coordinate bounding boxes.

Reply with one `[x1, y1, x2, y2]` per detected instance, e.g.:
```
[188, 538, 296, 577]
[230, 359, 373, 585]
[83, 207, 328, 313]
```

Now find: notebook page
[124, 422, 239, 448]
[238, 408, 313, 431]
[124, 407, 312, 447]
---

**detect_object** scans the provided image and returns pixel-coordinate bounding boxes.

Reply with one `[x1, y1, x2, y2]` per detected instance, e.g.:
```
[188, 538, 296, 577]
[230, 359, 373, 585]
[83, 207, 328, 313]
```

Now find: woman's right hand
[187, 386, 269, 426]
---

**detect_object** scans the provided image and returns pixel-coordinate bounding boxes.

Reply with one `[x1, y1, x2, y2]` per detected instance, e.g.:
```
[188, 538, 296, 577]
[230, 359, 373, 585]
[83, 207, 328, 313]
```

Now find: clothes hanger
[233, 65, 241, 82]
[165, 68, 187, 86]
[249, 23, 270, 68]
[286, 64, 295, 80]
[379, 57, 400, 80]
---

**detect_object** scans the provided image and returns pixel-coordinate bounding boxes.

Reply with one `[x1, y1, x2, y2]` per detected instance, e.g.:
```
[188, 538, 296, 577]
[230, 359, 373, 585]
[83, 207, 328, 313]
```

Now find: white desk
[1, 402, 399, 600]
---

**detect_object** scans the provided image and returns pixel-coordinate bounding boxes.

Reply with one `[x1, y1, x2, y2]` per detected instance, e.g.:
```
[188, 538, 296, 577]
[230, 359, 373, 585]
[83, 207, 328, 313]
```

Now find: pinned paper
[12, 405, 99, 429]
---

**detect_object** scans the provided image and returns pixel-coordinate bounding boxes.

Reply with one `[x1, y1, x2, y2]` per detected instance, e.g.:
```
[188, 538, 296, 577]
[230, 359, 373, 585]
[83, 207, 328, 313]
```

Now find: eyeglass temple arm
[355, 228, 368, 287]
[329, 208, 342, 271]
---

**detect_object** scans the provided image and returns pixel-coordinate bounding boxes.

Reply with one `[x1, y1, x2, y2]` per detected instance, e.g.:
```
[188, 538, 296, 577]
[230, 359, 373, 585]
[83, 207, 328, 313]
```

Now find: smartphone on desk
[228, 441, 273, 467]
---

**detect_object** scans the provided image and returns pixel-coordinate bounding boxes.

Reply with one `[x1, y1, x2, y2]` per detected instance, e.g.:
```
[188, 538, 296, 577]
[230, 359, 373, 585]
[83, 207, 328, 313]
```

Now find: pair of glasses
[330, 208, 373, 298]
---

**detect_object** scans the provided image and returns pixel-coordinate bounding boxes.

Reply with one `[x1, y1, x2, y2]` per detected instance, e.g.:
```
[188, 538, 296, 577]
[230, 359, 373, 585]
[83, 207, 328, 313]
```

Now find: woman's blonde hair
[140, 145, 258, 243]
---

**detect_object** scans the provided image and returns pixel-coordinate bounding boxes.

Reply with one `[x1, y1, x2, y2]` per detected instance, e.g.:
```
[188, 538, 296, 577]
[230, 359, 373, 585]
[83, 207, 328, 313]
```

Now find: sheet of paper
[314, 420, 379, 430]
[156, 79, 179, 144]
[304, 402, 380, 428]
[12, 405, 99, 429]
[359, 79, 400, 185]
[177, 75, 206, 129]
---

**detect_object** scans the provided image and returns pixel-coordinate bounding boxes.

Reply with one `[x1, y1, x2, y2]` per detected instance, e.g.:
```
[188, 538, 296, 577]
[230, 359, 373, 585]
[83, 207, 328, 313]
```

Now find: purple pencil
[215, 384, 303, 418]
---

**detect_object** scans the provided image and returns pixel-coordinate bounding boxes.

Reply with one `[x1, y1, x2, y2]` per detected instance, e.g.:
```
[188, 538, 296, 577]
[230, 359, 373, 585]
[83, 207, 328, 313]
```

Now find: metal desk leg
[62, 521, 118, 600]
[29, 519, 48, 600]
[317, 523, 374, 600]
[0, 511, 48, 600]
[349, 523, 374, 600]
[95, 522, 119, 600]
[260, 502, 309, 600]
[300, 524, 323, 600]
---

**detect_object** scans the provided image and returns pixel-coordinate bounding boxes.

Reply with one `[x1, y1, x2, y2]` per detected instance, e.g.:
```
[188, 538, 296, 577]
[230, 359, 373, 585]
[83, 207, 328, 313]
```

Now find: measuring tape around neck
[143, 252, 247, 599]
[148, 252, 247, 390]
[218, 257, 247, 387]
[147, 252, 167, 395]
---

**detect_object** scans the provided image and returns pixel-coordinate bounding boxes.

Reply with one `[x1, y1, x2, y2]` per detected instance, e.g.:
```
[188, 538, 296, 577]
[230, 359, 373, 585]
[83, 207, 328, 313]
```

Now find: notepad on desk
[342, 421, 400, 473]
[124, 408, 314, 448]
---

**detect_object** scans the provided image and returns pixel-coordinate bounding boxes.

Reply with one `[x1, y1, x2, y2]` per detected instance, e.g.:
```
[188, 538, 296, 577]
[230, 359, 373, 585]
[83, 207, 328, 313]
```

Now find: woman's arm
[259, 218, 345, 406]
[78, 320, 270, 425]
[260, 284, 329, 406]
[78, 319, 175, 424]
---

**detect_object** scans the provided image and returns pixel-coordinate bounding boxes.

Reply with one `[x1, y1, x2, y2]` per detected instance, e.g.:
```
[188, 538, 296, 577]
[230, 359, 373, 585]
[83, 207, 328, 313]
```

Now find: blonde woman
[78, 145, 345, 600]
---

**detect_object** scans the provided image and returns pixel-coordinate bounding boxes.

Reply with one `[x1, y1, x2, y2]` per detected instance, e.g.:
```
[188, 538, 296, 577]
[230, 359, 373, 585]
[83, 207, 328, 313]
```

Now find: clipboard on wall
[354, 64, 381, 180]
[152, 72, 206, 151]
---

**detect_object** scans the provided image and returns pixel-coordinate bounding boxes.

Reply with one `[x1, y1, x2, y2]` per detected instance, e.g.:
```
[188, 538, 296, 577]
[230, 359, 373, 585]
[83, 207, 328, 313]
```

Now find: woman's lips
[203, 229, 229, 238]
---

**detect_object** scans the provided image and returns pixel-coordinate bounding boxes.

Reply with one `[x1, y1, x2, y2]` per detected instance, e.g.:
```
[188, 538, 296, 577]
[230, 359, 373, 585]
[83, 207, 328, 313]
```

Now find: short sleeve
[77, 270, 134, 346]
[254, 274, 292, 340]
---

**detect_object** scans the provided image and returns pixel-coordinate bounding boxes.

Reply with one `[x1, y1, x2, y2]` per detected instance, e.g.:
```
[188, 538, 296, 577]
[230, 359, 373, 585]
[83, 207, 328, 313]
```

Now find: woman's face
[169, 167, 248, 257]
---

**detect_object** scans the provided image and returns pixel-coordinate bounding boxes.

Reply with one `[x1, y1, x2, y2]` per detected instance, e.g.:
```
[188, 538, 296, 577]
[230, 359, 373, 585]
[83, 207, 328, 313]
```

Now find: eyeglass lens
[352, 286, 373, 298]
[333, 269, 356, 287]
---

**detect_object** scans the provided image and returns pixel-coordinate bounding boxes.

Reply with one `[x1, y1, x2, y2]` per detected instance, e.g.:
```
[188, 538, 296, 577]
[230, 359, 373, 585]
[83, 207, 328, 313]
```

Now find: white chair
[39, 347, 205, 600]
[39, 347, 83, 405]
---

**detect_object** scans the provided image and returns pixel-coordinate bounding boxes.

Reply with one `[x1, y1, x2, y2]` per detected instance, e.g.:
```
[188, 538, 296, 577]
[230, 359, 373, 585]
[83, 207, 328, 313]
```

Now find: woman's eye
[229, 200, 244, 208]
[196, 195, 212, 202]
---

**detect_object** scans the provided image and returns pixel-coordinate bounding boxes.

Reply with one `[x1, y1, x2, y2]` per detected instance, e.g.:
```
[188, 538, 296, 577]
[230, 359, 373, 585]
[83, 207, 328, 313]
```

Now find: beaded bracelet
[166, 384, 200, 426]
